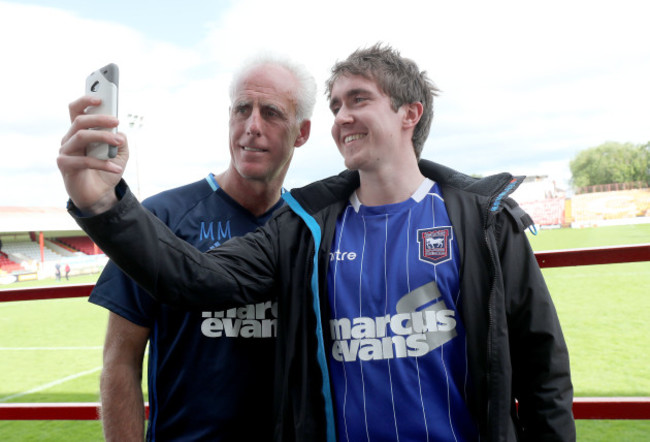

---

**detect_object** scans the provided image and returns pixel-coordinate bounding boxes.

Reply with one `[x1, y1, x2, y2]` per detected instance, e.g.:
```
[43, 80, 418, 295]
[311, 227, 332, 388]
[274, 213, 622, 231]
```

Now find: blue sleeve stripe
[282, 192, 336, 442]
[205, 173, 219, 191]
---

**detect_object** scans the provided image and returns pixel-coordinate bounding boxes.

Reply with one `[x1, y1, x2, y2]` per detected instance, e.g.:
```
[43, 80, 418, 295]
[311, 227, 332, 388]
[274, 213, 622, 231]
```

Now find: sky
[1, 0, 649, 207]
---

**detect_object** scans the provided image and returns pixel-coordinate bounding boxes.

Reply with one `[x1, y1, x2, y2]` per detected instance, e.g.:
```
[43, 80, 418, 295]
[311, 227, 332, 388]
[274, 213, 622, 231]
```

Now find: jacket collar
[418, 159, 523, 199]
[287, 159, 523, 215]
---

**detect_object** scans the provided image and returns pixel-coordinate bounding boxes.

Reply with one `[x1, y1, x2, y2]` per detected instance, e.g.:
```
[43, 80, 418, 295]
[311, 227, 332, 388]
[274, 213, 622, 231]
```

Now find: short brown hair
[326, 43, 439, 159]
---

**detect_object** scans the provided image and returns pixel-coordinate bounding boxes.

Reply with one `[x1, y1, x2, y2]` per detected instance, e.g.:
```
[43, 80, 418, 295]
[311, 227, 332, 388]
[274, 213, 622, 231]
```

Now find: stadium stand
[1, 240, 63, 262]
[0, 207, 106, 283]
[0, 251, 23, 272]
[56, 236, 102, 255]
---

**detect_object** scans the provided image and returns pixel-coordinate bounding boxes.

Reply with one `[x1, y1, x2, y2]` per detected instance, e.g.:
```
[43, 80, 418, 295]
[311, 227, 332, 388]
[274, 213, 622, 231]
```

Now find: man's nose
[246, 109, 262, 136]
[334, 106, 353, 125]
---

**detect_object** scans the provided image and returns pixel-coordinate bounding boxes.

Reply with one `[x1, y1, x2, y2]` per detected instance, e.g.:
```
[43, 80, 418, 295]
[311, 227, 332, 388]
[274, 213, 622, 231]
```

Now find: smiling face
[329, 74, 410, 173]
[228, 64, 308, 184]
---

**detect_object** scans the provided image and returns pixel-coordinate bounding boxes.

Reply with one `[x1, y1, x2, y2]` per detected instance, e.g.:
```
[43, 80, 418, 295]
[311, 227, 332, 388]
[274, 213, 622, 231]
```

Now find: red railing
[0, 283, 93, 302]
[1, 398, 648, 421]
[1, 243, 649, 421]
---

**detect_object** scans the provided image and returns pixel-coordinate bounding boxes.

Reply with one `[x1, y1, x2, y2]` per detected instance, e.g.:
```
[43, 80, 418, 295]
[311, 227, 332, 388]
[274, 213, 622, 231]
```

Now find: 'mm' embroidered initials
[200, 221, 231, 242]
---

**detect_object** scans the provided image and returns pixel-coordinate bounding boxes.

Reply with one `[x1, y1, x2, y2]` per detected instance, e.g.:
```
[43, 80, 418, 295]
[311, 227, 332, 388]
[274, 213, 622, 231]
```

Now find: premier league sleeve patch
[417, 226, 453, 265]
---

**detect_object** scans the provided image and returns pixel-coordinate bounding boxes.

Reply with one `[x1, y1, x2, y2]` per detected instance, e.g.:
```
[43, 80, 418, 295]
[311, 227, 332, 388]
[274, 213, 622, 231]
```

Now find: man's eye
[354, 96, 366, 103]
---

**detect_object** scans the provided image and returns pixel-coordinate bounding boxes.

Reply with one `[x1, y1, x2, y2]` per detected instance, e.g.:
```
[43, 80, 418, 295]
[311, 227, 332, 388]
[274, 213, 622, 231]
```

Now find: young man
[84, 56, 315, 441]
[59, 44, 575, 441]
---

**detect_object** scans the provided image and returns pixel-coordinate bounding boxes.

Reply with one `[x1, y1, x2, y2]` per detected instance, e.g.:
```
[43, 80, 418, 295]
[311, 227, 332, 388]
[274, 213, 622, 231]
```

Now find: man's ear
[402, 102, 423, 129]
[294, 120, 311, 148]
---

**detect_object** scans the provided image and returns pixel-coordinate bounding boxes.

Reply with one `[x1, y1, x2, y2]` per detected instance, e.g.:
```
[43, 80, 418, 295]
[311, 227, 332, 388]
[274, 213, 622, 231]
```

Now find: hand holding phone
[85, 63, 119, 159]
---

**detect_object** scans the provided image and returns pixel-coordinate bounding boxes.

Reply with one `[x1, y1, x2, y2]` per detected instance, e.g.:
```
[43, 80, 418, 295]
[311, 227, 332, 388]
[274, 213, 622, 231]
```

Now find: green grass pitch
[1, 224, 649, 440]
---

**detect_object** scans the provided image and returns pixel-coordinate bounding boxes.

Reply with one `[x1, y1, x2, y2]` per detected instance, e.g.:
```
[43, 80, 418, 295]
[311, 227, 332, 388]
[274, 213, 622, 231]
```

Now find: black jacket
[71, 159, 575, 441]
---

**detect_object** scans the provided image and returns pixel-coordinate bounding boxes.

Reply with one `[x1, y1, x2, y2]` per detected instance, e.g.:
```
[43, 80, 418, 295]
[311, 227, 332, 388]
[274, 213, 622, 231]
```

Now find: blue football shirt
[90, 174, 282, 441]
[327, 179, 479, 441]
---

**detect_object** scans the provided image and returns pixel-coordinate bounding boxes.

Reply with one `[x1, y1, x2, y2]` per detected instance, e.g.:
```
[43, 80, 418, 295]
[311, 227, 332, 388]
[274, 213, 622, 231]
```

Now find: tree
[570, 141, 650, 188]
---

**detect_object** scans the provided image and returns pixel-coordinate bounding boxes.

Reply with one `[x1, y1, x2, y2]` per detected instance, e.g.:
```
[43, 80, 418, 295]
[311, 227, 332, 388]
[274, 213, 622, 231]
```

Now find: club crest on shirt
[417, 226, 452, 265]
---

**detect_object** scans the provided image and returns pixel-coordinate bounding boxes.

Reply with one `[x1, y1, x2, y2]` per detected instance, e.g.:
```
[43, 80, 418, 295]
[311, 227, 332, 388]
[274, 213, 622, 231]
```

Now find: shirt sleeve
[88, 259, 158, 328]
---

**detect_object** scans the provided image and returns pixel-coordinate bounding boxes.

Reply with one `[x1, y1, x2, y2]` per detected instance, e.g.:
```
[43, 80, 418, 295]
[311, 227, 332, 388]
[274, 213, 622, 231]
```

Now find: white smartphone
[84, 63, 119, 159]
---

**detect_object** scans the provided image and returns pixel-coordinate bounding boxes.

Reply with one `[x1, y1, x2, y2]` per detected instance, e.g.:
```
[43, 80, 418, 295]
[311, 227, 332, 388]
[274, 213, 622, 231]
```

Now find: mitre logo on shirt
[329, 281, 457, 362]
[200, 300, 277, 338]
[330, 249, 358, 262]
[417, 226, 452, 265]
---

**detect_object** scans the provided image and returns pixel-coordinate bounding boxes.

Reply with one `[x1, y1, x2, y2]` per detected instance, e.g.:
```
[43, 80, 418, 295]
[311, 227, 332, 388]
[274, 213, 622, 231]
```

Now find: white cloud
[0, 1, 215, 204]
[0, 0, 648, 206]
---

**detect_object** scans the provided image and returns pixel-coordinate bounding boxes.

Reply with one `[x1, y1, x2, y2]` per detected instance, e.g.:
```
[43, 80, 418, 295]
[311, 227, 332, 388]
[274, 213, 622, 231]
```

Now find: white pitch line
[0, 366, 102, 403]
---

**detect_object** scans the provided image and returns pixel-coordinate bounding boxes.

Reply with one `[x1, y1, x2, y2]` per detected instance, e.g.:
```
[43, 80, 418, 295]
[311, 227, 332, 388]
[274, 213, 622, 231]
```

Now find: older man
[75, 55, 314, 440]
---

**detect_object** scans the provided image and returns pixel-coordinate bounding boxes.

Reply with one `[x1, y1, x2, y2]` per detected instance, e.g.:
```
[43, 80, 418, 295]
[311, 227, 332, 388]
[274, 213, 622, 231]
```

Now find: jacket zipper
[483, 212, 497, 439]
[483, 176, 521, 440]
[483, 177, 510, 441]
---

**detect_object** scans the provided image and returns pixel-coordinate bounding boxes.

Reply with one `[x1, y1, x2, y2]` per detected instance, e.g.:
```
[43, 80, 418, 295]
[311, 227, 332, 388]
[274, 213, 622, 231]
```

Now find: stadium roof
[0, 207, 81, 233]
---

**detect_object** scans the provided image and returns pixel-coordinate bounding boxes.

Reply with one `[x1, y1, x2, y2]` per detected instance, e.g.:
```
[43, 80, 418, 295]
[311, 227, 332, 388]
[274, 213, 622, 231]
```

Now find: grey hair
[229, 53, 317, 123]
